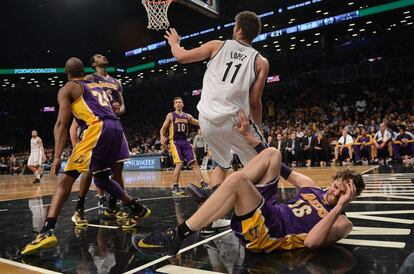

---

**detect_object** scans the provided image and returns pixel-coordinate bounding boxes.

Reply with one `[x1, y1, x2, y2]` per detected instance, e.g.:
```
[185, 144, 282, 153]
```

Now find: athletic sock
[176, 221, 195, 239]
[40, 218, 57, 233]
[108, 195, 117, 211]
[127, 199, 145, 216]
[75, 196, 85, 212]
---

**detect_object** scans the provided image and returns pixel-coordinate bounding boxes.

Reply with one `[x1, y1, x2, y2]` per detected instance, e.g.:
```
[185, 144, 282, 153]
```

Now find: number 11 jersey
[197, 40, 259, 124]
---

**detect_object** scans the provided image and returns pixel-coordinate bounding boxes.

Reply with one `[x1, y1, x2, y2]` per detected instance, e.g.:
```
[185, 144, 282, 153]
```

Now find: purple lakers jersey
[169, 112, 189, 141]
[91, 73, 121, 104]
[235, 187, 334, 252]
[72, 79, 118, 129]
[356, 135, 372, 144]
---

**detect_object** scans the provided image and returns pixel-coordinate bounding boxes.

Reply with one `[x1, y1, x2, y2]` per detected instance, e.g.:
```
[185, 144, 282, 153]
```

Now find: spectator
[374, 122, 392, 164]
[314, 131, 330, 167]
[335, 129, 353, 165]
[193, 129, 206, 165]
[392, 125, 414, 163]
[353, 127, 374, 165]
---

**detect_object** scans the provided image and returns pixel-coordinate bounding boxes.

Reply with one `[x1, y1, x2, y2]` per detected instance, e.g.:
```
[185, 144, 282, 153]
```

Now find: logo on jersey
[73, 155, 85, 164]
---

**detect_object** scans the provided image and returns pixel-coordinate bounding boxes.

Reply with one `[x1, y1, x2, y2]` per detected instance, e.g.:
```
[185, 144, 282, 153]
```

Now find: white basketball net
[142, 0, 172, 30]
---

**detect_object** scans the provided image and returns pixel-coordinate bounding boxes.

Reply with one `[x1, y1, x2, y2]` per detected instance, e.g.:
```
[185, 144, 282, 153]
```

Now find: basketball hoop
[142, 0, 173, 30]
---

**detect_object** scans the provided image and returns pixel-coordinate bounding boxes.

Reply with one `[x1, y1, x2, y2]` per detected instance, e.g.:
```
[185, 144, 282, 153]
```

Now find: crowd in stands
[0, 72, 412, 175]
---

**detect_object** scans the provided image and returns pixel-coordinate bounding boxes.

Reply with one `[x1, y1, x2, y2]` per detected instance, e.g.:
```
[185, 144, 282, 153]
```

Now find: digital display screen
[42, 106, 55, 112]
[267, 75, 280, 83]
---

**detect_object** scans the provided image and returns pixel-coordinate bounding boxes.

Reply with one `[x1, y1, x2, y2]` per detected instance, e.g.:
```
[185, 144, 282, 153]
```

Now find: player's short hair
[235, 11, 261, 42]
[333, 170, 365, 196]
[89, 54, 99, 68]
[173, 97, 183, 103]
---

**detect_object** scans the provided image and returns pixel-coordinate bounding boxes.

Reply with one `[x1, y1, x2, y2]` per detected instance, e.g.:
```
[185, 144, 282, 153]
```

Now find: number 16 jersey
[197, 40, 259, 124]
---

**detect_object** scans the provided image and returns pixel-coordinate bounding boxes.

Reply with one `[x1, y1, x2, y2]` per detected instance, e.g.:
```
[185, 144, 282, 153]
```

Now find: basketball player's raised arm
[164, 28, 223, 63]
[53, 85, 74, 166]
[304, 182, 355, 249]
[160, 113, 172, 145]
[69, 119, 79, 148]
[188, 114, 199, 126]
[116, 80, 125, 115]
[249, 55, 269, 128]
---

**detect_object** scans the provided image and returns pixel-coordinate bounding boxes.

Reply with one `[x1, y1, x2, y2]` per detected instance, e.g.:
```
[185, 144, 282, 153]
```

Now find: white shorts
[199, 114, 265, 168]
[28, 151, 43, 166]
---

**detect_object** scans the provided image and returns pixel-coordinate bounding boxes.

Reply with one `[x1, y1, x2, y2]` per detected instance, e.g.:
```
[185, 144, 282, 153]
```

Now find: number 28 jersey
[71, 79, 118, 130]
[197, 40, 259, 124]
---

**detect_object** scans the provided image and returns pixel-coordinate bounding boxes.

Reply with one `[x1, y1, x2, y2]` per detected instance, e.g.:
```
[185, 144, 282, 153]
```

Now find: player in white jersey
[164, 11, 269, 194]
[28, 130, 46, 184]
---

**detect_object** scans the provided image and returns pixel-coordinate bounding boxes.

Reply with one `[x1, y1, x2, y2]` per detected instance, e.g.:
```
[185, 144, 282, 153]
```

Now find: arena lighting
[125, 0, 414, 58]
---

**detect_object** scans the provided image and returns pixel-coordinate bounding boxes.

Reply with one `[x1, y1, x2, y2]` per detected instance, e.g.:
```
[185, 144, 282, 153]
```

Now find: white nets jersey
[31, 137, 41, 153]
[197, 40, 259, 123]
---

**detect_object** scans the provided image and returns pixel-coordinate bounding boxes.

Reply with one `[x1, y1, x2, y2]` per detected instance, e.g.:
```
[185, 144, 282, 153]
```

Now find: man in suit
[271, 133, 287, 161]
[286, 133, 303, 166]
[302, 129, 316, 166]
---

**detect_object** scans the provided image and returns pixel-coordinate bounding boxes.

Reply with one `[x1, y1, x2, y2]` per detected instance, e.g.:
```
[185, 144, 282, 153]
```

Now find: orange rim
[145, 0, 173, 4]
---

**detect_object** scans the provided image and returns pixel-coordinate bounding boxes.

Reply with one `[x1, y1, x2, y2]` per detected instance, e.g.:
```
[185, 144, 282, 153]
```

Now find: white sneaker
[212, 219, 231, 229]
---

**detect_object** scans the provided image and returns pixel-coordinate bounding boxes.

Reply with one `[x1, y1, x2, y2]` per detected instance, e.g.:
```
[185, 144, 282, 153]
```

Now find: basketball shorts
[65, 119, 130, 174]
[28, 151, 43, 166]
[231, 177, 307, 252]
[199, 114, 265, 168]
[170, 139, 196, 165]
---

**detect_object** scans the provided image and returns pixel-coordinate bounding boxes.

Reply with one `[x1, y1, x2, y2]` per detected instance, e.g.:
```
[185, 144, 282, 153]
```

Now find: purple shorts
[65, 119, 130, 174]
[230, 177, 285, 252]
[170, 139, 195, 165]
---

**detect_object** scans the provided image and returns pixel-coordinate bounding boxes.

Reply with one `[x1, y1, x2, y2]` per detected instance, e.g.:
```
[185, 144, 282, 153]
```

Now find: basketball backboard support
[176, 0, 219, 18]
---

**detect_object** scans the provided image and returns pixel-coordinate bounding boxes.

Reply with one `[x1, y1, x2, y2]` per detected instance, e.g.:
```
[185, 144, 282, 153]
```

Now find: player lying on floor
[131, 110, 365, 255]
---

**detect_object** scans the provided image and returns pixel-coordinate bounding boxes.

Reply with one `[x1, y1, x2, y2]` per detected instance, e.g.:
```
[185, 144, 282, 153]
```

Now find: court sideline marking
[0, 258, 61, 274]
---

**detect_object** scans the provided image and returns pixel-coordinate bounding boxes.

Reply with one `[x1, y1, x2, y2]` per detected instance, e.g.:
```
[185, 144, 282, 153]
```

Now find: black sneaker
[186, 183, 217, 204]
[131, 228, 183, 256]
[32, 178, 40, 184]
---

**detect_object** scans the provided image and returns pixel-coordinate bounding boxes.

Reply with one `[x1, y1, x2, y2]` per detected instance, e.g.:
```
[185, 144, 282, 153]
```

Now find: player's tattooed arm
[164, 28, 223, 63]
[160, 113, 173, 145]
[52, 83, 77, 174]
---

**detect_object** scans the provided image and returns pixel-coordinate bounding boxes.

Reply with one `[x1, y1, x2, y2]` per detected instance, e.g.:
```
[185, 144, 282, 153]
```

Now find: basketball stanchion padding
[142, 0, 173, 30]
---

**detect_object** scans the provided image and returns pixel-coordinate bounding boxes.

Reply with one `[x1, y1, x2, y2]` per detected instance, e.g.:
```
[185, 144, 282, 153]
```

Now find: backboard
[176, 0, 219, 18]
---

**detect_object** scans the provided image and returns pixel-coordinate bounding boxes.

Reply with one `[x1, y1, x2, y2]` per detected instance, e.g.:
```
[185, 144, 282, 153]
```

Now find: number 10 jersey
[197, 40, 259, 124]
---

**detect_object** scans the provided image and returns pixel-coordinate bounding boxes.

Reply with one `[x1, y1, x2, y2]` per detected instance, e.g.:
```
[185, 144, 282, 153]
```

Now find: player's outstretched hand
[164, 28, 181, 46]
[50, 158, 61, 176]
[234, 109, 250, 137]
[337, 180, 356, 208]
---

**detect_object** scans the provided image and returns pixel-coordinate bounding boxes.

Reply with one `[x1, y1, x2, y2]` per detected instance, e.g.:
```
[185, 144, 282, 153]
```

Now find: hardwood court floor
[1, 164, 414, 274]
[0, 165, 370, 202]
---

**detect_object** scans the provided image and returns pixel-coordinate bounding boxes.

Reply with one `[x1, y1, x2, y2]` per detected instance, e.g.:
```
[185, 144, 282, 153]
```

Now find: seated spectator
[285, 132, 303, 167]
[302, 129, 316, 166]
[0, 157, 8, 174]
[314, 131, 330, 167]
[374, 122, 392, 164]
[392, 125, 414, 163]
[334, 129, 353, 165]
[353, 127, 374, 164]
[9, 154, 20, 175]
